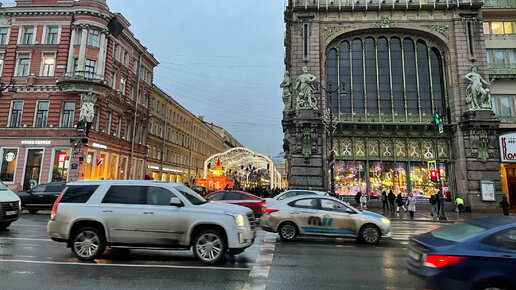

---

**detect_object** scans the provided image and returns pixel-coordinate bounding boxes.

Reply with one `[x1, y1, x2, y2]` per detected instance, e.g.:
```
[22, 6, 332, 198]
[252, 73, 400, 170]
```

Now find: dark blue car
[406, 216, 516, 290]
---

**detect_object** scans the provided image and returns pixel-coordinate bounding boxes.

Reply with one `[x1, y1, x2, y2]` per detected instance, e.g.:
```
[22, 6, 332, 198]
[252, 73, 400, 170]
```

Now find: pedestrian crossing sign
[428, 160, 436, 172]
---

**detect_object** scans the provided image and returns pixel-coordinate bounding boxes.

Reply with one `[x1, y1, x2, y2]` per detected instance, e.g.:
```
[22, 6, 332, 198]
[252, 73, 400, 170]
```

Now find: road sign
[427, 160, 436, 172]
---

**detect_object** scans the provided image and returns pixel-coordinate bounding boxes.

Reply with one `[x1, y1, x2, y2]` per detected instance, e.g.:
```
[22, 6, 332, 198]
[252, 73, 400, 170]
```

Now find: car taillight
[51, 188, 66, 220]
[258, 200, 266, 207]
[262, 208, 279, 214]
[423, 255, 466, 268]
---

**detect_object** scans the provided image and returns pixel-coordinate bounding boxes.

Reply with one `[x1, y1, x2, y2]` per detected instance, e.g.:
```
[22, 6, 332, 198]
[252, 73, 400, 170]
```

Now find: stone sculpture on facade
[79, 92, 98, 122]
[478, 130, 489, 163]
[302, 128, 311, 159]
[295, 66, 318, 110]
[280, 70, 292, 111]
[464, 65, 492, 111]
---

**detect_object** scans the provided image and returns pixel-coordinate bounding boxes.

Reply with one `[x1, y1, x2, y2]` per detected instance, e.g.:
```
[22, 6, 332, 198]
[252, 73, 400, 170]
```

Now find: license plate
[6, 210, 18, 216]
[408, 249, 421, 262]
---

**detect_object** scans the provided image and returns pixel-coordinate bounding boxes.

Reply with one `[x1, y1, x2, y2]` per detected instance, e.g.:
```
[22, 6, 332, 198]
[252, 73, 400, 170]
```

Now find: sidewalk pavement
[365, 207, 509, 223]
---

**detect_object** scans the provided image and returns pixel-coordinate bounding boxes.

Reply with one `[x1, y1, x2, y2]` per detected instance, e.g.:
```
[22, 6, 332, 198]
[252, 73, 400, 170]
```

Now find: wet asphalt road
[0, 212, 442, 290]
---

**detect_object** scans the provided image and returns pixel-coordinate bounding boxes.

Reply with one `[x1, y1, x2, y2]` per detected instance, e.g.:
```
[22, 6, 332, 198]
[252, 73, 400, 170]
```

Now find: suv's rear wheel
[71, 227, 106, 261]
[193, 229, 227, 264]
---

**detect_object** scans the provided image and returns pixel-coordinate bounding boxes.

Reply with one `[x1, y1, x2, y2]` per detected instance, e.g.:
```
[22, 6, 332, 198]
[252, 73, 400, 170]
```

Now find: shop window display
[1, 149, 18, 182]
[334, 161, 366, 196]
[410, 162, 448, 197]
[369, 162, 407, 197]
[51, 149, 70, 182]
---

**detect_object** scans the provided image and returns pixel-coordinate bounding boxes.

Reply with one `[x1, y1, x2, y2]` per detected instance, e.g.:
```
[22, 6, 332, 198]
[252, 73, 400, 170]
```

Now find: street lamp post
[433, 107, 447, 221]
[321, 83, 347, 197]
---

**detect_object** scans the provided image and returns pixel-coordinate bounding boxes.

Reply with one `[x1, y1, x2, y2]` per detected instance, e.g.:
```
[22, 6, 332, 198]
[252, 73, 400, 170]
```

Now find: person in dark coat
[436, 190, 441, 215]
[381, 190, 388, 211]
[429, 194, 437, 217]
[500, 196, 510, 216]
[396, 193, 407, 212]
[387, 189, 396, 211]
[355, 191, 362, 206]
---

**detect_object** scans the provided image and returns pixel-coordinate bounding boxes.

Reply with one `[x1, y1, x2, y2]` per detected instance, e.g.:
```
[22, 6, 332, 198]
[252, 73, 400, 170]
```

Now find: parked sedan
[205, 190, 265, 217]
[17, 182, 66, 214]
[264, 189, 326, 205]
[260, 195, 391, 244]
[406, 216, 516, 290]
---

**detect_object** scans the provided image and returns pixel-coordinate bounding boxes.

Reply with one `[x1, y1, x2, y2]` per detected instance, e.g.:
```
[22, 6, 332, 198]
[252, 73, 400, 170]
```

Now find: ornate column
[66, 26, 77, 73]
[77, 25, 88, 71]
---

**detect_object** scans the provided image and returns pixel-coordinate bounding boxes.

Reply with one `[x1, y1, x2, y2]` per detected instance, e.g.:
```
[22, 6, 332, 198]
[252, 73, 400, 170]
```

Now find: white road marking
[0, 259, 251, 271]
[246, 232, 277, 290]
[0, 237, 53, 242]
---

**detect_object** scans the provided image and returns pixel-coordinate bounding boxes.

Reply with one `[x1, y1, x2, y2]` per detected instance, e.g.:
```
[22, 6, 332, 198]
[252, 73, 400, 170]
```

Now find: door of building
[23, 149, 44, 191]
[507, 167, 516, 205]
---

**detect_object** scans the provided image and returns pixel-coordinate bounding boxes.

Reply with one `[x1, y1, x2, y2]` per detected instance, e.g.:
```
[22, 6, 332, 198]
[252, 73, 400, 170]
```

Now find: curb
[387, 218, 457, 223]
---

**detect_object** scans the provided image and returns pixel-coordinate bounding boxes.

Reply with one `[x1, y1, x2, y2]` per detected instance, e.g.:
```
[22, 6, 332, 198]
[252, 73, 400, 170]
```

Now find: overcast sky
[107, 0, 287, 161]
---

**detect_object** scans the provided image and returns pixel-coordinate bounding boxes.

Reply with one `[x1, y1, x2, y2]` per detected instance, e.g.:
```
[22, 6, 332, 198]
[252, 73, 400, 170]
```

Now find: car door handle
[292, 211, 300, 215]
[143, 211, 154, 215]
[102, 210, 113, 213]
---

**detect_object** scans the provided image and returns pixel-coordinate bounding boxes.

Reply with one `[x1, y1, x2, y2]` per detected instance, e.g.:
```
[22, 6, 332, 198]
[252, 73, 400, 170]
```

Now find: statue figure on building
[280, 70, 292, 111]
[464, 65, 492, 111]
[79, 92, 98, 122]
[295, 66, 318, 110]
[478, 130, 489, 163]
[302, 128, 312, 159]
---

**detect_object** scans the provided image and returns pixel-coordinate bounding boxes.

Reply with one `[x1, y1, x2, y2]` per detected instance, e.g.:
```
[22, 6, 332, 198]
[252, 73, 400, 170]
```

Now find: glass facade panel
[326, 49, 338, 113]
[390, 37, 404, 118]
[378, 37, 391, 117]
[417, 41, 432, 115]
[339, 41, 351, 114]
[491, 22, 504, 34]
[410, 162, 448, 198]
[0, 149, 18, 182]
[352, 39, 364, 114]
[404, 39, 418, 115]
[23, 149, 43, 191]
[504, 22, 515, 34]
[365, 37, 378, 115]
[431, 49, 444, 112]
[501, 96, 513, 117]
[369, 161, 407, 197]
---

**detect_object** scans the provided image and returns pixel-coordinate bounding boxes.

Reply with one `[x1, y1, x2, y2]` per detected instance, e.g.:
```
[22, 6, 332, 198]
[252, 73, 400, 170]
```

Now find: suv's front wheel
[193, 229, 227, 264]
[71, 227, 106, 261]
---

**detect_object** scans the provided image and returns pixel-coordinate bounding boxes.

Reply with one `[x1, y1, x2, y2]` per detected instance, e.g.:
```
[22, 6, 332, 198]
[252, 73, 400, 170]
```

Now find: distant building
[202, 120, 243, 151]
[0, 0, 158, 191]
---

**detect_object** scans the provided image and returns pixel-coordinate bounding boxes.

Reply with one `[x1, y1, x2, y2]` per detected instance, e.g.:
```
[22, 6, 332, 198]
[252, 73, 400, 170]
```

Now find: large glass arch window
[326, 34, 446, 122]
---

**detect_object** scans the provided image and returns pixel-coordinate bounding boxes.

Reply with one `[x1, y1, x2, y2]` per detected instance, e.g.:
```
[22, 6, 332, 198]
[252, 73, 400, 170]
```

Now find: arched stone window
[326, 34, 446, 122]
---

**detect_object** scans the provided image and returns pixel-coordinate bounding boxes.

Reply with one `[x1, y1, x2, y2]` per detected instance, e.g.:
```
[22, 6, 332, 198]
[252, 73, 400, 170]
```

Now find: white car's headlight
[234, 214, 246, 228]
[381, 218, 390, 225]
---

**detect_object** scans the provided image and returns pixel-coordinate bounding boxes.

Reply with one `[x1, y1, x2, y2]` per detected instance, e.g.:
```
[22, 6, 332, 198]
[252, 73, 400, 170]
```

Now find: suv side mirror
[170, 197, 183, 207]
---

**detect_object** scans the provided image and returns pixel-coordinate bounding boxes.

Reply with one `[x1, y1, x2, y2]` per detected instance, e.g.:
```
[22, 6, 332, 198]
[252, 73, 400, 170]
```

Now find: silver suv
[47, 180, 256, 264]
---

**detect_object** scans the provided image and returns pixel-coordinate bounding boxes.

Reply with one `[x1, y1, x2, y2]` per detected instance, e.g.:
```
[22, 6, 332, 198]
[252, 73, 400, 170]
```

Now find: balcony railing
[488, 64, 516, 78]
[483, 0, 516, 8]
[289, 0, 484, 10]
[57, 71, 109, 86]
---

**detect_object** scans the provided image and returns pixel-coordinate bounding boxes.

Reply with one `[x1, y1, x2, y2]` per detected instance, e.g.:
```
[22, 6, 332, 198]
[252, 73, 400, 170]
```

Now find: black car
[17, 182, 66, 213]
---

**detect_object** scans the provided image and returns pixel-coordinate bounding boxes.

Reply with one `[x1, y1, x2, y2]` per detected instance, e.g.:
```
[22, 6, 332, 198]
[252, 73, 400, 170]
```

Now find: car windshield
[174, 186, 207, 205]
[0, 180, 8, 191]
[430, 222, 488, 242]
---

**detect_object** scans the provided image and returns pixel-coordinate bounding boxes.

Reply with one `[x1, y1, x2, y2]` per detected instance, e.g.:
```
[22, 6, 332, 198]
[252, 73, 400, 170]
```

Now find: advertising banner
[499, 133, 516, 163]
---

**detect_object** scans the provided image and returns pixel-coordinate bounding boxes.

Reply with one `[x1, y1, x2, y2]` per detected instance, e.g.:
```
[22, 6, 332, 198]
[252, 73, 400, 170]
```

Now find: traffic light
[430, 170, 438, 182]
[435, 113, 440, 125]
[435, 113, 444, 134]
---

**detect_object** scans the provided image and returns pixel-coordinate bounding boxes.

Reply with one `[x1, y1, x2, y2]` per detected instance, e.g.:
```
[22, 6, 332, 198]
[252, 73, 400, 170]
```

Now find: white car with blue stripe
[260, 195, 391, 244]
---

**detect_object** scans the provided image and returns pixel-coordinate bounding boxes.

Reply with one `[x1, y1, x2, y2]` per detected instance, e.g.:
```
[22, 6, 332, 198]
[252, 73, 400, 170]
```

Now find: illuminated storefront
[500, 132, 516, 205]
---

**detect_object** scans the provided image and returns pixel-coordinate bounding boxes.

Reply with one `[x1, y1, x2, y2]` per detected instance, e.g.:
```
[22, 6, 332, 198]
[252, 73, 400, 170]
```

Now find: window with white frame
[85, 59, 96, 78]
[123, 51, 129, 66]
[114, 43, 120, 61]
[61, 101, 75, 128]
[115, 116, 121, 137]
[483, 21, 516, 35]
[16, 57, 30, 76]
[93, 106, 101, 131]
[143, 93, 149, 107]
[120, 76, 126, 94]
[106, 111, 112, 135]
[9, 101, 23, 128]
[22, 26, 33, 45]
[75, 29, 81, 45]
[0, 28, 8, 45]
[125, 119, 132, 140]
[133, 60, 138, 74]
[87, 29, 99, 47]
[46, 27, 58, 45]
[136, 88, 141, 104]
[0, 58, 3, 76]
[486, 49, 516, 69]
[41, 56, 56, 76]
[492, 95, 516, 119]
[34, 101, 49, 128]
[130, 85, 134, 100]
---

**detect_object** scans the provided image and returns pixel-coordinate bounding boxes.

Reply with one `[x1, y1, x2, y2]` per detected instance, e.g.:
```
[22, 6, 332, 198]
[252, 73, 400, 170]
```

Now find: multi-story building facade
[483, 0, 516, 205]
[146, 85, 230, 185]
[202, 120, 243, 152]
[282, 0, 509, 210]
[0, 0, 158, 191]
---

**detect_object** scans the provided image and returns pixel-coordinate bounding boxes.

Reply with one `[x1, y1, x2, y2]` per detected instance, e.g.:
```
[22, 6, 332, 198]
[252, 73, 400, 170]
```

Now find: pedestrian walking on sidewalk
[429, 194, 437, 217]
[355, 191, 362, 207]
[360, 194, 367, 210]
[381, 190, 388, 211]
[407, 193, 417, 219]
[436, 190, 442, 215]
[455, 197, 465, 214]
[500, 196, 510, 216]
[396, 193, 407, 213]
[388, 189, 396, 211]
